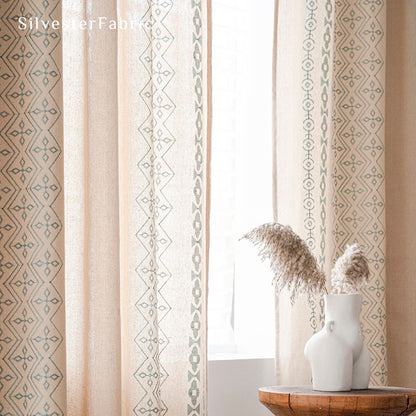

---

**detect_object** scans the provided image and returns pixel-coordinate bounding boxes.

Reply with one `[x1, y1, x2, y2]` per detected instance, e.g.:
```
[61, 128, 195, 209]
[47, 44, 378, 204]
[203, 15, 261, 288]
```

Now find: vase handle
[326, 320, 335, 333]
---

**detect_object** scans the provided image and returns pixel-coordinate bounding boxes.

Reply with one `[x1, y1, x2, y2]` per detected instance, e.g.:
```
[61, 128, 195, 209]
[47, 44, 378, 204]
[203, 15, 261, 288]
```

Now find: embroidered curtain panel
[0, 1, 66, 414]
[0, 0, 210, 415]
[273, 0, 387, 386]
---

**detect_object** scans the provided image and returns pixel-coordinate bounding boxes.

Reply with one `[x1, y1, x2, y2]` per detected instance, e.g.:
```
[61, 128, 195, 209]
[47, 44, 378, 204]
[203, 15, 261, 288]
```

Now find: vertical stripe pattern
[0, 0, 66, 414]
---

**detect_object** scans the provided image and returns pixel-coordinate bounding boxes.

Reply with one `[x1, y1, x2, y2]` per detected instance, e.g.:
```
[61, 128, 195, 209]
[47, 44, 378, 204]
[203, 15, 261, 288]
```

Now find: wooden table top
[259, 386, 416, 416]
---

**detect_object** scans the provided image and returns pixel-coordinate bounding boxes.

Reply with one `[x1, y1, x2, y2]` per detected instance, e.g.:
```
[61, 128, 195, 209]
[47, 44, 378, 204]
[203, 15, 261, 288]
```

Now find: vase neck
[324, 294, 362, 323]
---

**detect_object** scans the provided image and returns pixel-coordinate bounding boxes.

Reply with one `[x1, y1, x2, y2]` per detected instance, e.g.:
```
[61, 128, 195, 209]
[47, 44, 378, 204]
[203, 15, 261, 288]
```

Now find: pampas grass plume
[242, 223, 327, 303]
[331, 243, 370, 294]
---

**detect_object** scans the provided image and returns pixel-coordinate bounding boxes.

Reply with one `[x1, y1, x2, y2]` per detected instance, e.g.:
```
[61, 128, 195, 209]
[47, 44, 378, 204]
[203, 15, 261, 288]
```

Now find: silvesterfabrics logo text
[18, 16, 144, 31]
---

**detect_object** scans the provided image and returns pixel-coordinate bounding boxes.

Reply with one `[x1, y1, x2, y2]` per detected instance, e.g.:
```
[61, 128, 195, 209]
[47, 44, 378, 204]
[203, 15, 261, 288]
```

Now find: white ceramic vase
[304, 293, 371, 391]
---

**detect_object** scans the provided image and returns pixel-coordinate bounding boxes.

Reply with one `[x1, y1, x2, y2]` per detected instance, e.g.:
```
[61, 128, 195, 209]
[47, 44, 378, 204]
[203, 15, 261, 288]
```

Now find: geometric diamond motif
[297, 0, 387, 387]
[134, 1, 174, 415]
[331, 0, 387, 385]
[188, 1, 206, 415]
[0, 0, 65, 413]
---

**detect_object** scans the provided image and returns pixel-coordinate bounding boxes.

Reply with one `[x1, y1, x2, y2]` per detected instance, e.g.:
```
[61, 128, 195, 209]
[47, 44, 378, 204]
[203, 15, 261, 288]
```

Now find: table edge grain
[259, 386, 416, 414]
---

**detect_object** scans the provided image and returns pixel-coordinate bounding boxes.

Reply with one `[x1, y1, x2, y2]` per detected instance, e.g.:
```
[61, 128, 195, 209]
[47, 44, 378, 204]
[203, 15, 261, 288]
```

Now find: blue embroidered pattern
[0, 0, 65, 414]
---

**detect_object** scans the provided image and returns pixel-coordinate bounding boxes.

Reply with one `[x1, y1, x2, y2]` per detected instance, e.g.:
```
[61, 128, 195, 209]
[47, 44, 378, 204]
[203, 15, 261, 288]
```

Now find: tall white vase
[304, 293, 371, 391]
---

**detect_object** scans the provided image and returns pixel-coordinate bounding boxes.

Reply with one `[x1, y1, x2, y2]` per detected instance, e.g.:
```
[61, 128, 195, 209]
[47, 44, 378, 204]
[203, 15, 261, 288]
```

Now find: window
[208, 0, 275, 358]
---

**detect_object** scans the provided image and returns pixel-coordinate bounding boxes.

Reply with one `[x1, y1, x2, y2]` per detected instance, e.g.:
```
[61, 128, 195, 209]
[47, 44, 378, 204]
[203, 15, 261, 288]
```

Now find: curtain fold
[0, 0, 66, 414]
[117, 1, 210, 414]
[63, 0, 121, 414]
[1, 0, 210, 415]
[273, 0, 387, 386]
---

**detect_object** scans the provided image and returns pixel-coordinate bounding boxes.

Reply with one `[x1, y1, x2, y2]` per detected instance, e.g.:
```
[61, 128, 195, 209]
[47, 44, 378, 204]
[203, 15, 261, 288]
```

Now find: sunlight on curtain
[63, 0, 211, 415]
[117, 1, 210, 414]
[63, 0, 121, 414]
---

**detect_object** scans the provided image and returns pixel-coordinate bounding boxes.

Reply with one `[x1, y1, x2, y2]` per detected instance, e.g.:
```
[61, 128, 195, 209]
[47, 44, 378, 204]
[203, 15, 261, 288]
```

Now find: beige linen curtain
[0, 0, 210, 415]
[273, 0, 387, 386]
[0, 0, 66, 414]
[385, 0, 416, 389]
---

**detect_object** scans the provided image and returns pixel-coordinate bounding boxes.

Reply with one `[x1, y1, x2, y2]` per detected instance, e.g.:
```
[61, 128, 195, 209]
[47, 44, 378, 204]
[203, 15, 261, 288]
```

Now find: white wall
[208, 358, 275, 416]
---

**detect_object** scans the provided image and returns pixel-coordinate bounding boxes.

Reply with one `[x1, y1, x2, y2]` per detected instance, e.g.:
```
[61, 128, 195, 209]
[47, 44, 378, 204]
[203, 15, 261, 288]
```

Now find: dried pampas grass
[242, 223, 327, 303]
[242, 223, 370, 303]
[331, 243, 370, 294]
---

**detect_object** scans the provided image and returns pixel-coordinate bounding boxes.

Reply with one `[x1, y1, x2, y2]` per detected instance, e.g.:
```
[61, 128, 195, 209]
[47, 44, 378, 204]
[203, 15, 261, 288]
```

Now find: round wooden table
[259, 386, 416, 416]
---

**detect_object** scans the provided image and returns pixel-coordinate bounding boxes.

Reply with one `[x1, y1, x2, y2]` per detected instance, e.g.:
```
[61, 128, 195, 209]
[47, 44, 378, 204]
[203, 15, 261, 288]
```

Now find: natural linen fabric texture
[273, 0, 387, 386]
[0, 1, 66, 415]
[0, 0, 210, 415]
